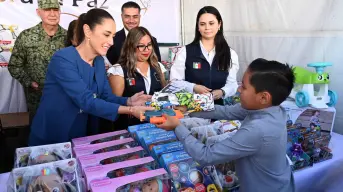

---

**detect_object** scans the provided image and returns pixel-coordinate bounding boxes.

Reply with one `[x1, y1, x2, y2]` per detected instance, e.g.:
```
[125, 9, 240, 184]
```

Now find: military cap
[38, 0, 60, 9]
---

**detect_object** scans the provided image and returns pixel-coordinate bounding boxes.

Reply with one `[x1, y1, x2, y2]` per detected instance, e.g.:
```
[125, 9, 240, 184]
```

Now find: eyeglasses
[137, 44, 153, 52]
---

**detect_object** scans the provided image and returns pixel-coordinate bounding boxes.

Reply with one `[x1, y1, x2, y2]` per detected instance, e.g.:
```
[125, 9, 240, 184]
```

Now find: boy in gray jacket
[157, 58, 295, 192]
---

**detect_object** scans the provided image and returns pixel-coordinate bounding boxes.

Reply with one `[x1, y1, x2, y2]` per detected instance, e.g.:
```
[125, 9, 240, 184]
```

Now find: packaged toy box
[72, 130, 129, 147]
[160, 150, 219, 192]
[136, 128, 170, 145]
[90, 168, 171, 192]
[8, 158, 83, 192]
[128, 123, 157, 135]
[151, 141, 184, 162]
[212, 162, 240, 192]
[84, 156, 157, 190]
[15, 142, 72, 168]
[189, 120, 240, 144]
[78, 146, 147, 170]
[141, 131, 177, 153]
[73, 138, 137, 157]
[284, 100, 334, 170]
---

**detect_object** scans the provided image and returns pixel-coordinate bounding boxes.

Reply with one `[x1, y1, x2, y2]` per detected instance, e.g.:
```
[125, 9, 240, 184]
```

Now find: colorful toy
[78, 146, 146, 170]
[213, 162, 240, 191]
[290, 143, 304, 161]
[140, 109, 184, 124]
[175, 92, 214, 112]
[290, 62, 337, 108]
[10, 159, 82, 192]
[73, 138, 137, 157]
[84, 157, 156, 190]
[72, 130, 129, 147]
[160, 150, 219, 192]
[90, 168, 171, 192]
[15, 142, 72, 168]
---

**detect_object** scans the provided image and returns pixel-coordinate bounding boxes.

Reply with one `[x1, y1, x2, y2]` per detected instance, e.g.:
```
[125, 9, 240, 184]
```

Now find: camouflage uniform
[8, 0, 66, 119]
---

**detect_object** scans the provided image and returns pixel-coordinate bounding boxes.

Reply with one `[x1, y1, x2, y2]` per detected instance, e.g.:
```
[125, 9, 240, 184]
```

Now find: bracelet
[128, 106, 134, 115]
[127, 97, 131, 106]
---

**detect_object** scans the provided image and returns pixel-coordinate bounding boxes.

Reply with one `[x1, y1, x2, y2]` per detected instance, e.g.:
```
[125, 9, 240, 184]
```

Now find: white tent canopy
[181, 0, 343, 133]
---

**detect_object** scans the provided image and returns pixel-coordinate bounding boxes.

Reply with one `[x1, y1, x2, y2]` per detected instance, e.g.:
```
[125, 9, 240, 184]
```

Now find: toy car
[289, 62, 337, 108]
[140, 109, 184, 124]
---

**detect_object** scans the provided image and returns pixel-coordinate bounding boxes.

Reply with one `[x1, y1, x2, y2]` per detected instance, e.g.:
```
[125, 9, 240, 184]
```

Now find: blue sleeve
[189, 104, 248, 121]
[101, 72, 128, 105]
[49, 54, 122, 121]
[174, 123, 262, 166]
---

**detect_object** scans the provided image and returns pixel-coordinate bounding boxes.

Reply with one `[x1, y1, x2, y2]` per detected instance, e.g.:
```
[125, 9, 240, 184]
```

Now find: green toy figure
[290, 62, 337, 108]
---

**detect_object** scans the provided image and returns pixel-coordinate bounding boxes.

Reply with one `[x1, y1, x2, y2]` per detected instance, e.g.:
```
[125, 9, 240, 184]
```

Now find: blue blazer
[29, 46, 127, 146]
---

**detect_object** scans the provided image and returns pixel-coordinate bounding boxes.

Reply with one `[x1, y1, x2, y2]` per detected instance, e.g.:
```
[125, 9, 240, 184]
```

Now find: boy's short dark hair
[248, 58, 295, 106]
[121, 1, 141, 12]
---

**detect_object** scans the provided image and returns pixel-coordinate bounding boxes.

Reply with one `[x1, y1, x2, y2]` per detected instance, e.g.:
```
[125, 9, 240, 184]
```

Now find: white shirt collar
[199, 40, 216, 54]
[124, 28, 129, 37]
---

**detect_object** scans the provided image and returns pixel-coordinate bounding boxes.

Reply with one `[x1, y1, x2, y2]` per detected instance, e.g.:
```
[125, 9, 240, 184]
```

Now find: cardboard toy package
[84, 156, 157, 190]
[78, 146, 147, 171]
[73, 138, 137, 157]
[135, 128, 170, 145]
[72, 130, 129, 147]
[8, 158, 83, 192]
[90, 168, 171, 192]
[128, 123, 157, 139]
[15, 142, 72, 168]
[160, 150, 220, 192]
[151, 141, 184, 162]
[141, 131, 177, 153]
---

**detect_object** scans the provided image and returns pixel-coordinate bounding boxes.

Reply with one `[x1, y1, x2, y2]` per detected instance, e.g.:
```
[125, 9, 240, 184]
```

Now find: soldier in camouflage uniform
[8, 0, 66, 121]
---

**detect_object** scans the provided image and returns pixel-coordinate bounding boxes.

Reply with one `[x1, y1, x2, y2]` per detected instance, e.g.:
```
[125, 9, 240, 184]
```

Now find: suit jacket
[29, 46, 128, 145]
[106, 28, 161, 64]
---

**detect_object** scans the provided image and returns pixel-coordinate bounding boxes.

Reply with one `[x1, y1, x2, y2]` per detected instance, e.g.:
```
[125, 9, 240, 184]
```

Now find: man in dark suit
[106, 1, 161, 64]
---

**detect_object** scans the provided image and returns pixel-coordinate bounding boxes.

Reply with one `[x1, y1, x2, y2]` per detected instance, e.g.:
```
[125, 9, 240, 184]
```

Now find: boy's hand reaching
[156, 114, 181, 131]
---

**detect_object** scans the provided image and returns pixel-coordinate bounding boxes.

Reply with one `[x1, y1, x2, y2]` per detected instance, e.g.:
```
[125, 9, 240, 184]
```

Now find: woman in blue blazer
[29, 9, 153, 146]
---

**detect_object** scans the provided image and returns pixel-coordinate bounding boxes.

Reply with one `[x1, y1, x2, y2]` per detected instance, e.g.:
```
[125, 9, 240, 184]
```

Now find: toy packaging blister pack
[180, 118, 211, 130]
[160, 150, 219, 192]
[135, 128, 170, 145]
[151, 141, 184, 162]
[84, 157, 157, 190]
[175, 92, 215, 112]
[72, 130, 129, 147]
[15, 142, 72, 168]
[212, 162, 240, 192]
[90, 168, 171, 192]
[78, 146, 147, 170]
[8, 158, 83, 192]
[141, 131, 177, 153]
[73, 138, 137, 157]
[190, 120, 241, 144]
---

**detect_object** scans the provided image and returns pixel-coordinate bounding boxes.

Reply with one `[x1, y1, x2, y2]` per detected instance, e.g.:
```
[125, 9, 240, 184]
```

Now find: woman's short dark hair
[75, 9, 114, 45]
